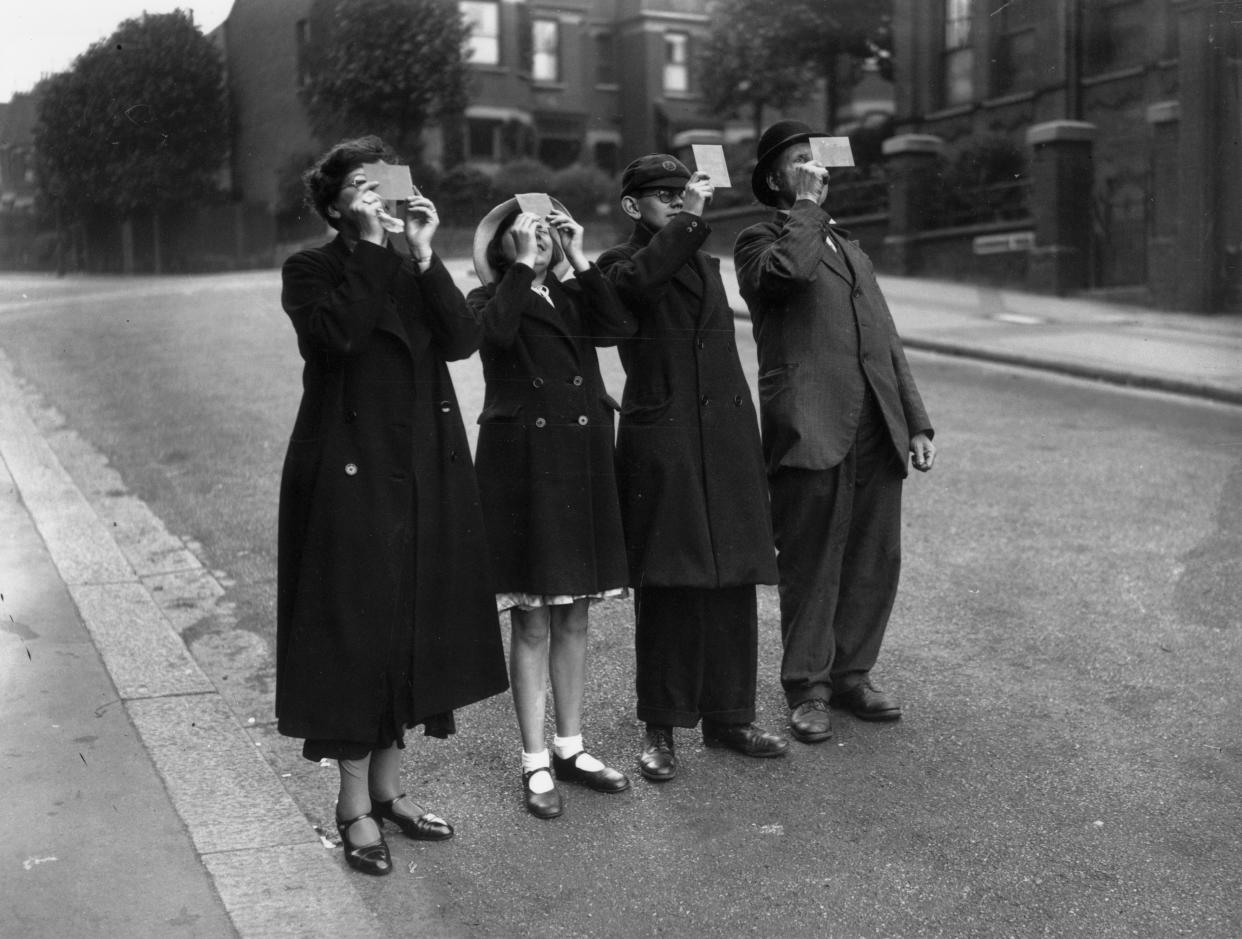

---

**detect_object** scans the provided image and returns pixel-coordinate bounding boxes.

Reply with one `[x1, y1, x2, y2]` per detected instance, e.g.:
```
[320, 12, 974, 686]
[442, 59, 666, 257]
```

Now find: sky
[2, 2, 236, 103]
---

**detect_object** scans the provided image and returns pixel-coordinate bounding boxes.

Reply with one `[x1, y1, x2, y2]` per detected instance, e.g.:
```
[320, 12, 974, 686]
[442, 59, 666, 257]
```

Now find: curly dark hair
[303, 135, 397, 230]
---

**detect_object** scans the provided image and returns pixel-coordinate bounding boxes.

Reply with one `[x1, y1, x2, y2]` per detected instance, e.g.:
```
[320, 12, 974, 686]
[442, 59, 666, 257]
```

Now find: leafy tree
[301, 0, 471, 160]
[33, 10, 228, 272]
[698, 1, 816, 139]
[698, 0, 892, 136]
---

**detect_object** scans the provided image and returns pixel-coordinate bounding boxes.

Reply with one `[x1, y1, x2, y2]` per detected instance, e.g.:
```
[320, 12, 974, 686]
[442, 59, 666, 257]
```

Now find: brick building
[0, 91, 41, 268]
[211, 0, 827, 217]
[887, 0, 1240, 313]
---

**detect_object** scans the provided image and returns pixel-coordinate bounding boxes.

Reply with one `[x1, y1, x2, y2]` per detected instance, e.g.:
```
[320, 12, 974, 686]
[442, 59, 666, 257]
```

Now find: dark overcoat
[276, 237, 508, 746]
[468, 263, 636, 596]
[734, 202, 933, 475]
[598, 216, 778, 588]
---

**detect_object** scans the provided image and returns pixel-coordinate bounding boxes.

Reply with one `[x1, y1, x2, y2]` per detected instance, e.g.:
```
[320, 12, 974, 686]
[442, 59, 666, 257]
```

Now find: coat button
[439, 400, 451, 413]
[344, 463, 358, 476]
[535, 417, 547, 428]
[700, 395, 711, 406]
[571, 375, 584, 386]
[532, 377, 545, 389]
[344, 409, 358, 423]
[577, 415, 589, 425]
[853, 287, 863, 299]
[697, 338, 705, 350]
[734, 394, 743, 406]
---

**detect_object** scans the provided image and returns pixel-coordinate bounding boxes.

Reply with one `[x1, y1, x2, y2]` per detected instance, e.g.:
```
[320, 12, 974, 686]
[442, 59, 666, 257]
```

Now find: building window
[295, 19, 312, 88]
[1084, 0, 1147, 74]
[461, 1, 500, 66]
[942, 0, 974, 107]
[993, 0, 1037, 96]
[595, 31, 616, 86]
[664, 32, 690, 93]
[468, 118, 501, 160]
[593, 141, 619, 175]
[532, 18, 560, 83]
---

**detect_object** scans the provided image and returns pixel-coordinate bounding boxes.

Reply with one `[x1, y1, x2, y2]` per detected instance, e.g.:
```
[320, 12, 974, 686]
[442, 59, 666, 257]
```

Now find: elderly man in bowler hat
[733, 121, 936, 744]
[599, 154, 788, 780]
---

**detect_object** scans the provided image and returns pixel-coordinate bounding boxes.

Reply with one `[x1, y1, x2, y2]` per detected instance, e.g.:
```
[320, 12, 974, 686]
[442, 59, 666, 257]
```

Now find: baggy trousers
[769, 392, 904, 708]
[634, 584, 758, 728]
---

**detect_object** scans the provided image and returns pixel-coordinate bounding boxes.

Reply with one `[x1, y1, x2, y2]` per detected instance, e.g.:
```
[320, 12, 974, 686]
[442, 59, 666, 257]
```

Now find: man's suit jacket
[734, 200, 933, 476]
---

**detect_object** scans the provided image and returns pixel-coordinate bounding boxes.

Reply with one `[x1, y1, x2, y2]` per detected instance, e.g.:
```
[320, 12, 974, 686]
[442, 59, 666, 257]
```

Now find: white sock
[521, 749, 554, 793]
[554, 734, 604, 772]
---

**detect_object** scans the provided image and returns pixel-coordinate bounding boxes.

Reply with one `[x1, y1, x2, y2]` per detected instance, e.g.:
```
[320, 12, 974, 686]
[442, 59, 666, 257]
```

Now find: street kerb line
[0, 350, 380, 937]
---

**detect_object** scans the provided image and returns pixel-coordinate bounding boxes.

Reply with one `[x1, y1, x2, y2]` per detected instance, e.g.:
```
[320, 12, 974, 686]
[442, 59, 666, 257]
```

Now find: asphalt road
[1, 269, 1239, 938]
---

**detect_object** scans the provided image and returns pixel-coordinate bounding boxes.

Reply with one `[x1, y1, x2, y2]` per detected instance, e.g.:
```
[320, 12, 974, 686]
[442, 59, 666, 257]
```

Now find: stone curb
[0, 351, 381, 938]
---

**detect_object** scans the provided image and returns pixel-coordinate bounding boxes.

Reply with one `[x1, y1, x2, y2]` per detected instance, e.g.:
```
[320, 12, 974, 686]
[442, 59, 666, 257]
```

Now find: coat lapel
[820, 226, 855, 286]
[535, 273, 584, 359]
[331, 235, 412, 350]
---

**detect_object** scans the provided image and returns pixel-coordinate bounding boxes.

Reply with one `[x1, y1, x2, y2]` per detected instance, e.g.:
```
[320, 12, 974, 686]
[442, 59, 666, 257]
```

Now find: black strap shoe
[702, 722, 789, 758]
[522, 767, 564, 819]
[336, 812, 392, 876]
[552, 751, 632, 793]
[638, 725, 677, 782]
[371, 792, 454, 841]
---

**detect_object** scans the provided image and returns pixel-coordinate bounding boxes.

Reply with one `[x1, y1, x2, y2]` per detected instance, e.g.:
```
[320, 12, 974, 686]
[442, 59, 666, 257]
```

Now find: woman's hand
[403, 196, 440, 266]
[548, 210, 588, 272]
[508, 212, 542, 269]
[347, 181, 387, 245]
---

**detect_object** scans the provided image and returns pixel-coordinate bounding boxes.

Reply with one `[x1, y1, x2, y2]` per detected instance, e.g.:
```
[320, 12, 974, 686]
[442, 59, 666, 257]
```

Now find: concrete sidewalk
[708, 258, 1242, 407]
[0, 353, 383, 938]
[1, 268, 1239, 937]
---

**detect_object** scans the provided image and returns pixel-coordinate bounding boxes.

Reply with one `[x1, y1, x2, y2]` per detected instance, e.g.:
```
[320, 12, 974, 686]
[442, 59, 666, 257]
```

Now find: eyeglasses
[638, 187, 684, 204]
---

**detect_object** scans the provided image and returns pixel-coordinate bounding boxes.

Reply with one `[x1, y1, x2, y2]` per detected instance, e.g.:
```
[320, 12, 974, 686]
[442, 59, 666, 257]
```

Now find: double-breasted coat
[467, 262, 636, 597]
[598, 216, 778, 588]
[277, 237, 508, 747]
[734, 202, 933, 474]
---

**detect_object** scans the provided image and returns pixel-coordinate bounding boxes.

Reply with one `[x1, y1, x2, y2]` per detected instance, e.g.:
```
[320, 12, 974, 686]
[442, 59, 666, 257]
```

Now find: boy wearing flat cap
[599, 154, 788, 782]
[734, 120, 936, 745]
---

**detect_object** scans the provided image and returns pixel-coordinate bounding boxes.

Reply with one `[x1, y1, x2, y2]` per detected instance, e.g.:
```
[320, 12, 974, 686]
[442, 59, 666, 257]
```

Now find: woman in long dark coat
[467, 198, 636, 819]
[277, 137, 508, 876]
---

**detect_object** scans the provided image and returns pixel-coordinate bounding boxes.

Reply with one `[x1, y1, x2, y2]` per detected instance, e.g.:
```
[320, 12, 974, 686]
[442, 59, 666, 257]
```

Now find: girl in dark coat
[277, 137, 508, 876]
[467, 198, 637, 819]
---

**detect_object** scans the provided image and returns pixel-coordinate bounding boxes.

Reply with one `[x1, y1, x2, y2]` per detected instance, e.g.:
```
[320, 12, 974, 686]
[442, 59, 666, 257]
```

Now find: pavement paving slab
[0, 458, 237, 938]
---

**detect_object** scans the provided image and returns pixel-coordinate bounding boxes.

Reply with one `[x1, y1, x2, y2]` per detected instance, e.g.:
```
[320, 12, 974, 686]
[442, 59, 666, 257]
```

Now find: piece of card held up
[361, 161, 420, 201]
[516, 192, 556, 217]
[690, 145, 732, 187]
[809, 137, 855, 168]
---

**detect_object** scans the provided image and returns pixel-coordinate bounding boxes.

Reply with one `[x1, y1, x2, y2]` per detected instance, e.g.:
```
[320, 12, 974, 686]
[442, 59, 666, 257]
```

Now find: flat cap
[621, 154, 691, 196]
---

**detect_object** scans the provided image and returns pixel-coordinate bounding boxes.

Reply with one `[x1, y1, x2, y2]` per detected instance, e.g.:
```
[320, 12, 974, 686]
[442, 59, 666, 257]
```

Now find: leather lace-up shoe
[790, 699, 833, 743]
[370, 793, 454, 841]
[552, 752, 631, 793]
[638, 725, 676, 782]
[702, 722, 789, 758]
[522, 768, 563, 819]
[830, 680, 902, 721]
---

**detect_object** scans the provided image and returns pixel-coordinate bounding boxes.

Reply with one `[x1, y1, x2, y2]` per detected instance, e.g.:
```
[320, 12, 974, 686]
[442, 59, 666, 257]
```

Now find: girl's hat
[472, 196, 572, 285]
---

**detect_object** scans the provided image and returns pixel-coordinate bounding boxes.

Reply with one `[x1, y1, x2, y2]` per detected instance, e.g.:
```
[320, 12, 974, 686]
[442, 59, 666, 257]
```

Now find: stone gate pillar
[882, 134, 944, 276]
[1025, 120, 1096, 295]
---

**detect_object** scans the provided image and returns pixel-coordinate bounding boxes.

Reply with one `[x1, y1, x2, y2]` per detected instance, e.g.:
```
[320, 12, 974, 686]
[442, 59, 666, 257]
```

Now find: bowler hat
[472, 196, 572, 285]
[750, 120, 820, 206]
[621, 154, 691, 197]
